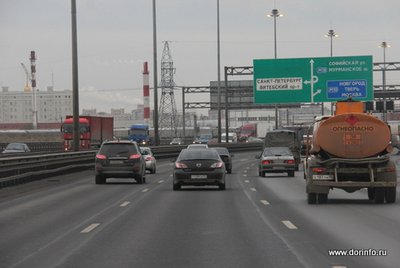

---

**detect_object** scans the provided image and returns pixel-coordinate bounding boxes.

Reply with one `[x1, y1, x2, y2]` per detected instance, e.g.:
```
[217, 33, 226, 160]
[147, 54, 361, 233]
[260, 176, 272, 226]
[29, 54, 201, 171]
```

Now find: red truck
[238, 123, 257, 142]
[61, 116, 114, 150]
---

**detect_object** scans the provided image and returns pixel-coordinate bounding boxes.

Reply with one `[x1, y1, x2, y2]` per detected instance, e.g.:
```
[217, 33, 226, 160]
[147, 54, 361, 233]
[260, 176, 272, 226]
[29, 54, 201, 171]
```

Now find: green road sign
[253, 55, 373, 104]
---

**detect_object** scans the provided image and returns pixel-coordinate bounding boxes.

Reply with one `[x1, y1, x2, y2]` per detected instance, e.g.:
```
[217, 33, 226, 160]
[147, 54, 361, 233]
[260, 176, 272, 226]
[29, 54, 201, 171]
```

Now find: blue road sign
[327, 79, 367, 99]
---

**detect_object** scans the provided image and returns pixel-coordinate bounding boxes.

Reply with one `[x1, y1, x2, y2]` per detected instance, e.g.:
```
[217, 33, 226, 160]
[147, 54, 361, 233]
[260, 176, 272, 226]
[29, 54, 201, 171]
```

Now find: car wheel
[219, 183, 226, 190]
[307, 193, 317, 204]
[288, 171, 295, 177]
[374, 188, 385, 204]
[173, 183, 181, 191]
[262, 171, 266, 178]
[227, 169, 232, 174]
[95, 175, 106, 184]
[152, 166, 156, 174]
[385, 187, 396, 203]
[136, 174, 144, 184]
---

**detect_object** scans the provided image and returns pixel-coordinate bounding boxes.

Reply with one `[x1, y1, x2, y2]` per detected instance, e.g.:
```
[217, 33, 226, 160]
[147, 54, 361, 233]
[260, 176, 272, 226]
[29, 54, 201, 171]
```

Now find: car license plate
[110, 160, 124, 164]
[312, 175, 334, 180]
[191, 175, 207, 179]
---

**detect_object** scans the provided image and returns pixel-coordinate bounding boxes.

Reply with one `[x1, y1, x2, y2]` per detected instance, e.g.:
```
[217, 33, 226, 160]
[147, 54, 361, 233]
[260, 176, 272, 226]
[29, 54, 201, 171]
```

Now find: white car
[140, 147, 156, 174]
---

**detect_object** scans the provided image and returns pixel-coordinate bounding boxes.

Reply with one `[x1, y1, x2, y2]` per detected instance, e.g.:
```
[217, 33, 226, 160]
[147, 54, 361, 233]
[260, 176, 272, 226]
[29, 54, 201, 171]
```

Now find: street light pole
[152, 0, 159, 145]
[268, 9, 282, 129]
[325, 29, 338, 115]
[380, 41, 390, 122]
[217, 0, 222, 143]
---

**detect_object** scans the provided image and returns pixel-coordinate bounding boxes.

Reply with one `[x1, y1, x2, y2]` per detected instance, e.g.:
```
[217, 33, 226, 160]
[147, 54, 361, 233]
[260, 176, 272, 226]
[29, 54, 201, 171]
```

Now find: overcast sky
[1, 0, 399, 113]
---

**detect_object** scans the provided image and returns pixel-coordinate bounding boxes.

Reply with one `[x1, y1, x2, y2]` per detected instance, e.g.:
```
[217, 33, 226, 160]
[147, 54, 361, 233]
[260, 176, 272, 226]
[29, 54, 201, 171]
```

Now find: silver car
[258, 147, 295, 177]
[140, 147, 156, 174]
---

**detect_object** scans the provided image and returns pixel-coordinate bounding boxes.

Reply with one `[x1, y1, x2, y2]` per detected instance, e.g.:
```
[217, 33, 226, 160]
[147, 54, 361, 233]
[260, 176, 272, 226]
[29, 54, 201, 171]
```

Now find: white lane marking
[250, 187, 256, 192]
[81, 223, 100, 233]
[332, 266, 347, 268]
[260, 200, 270, 205]
[244, 180, 250, 183]
[142, 188, 149, 193]
[243, 174, 247, 177]
[282, 220, 298, 230]
[170, 174, 173, 177]
[158, 180, 164, 184]
[244, 170, 248, 173]
[120, 201, 130, 207]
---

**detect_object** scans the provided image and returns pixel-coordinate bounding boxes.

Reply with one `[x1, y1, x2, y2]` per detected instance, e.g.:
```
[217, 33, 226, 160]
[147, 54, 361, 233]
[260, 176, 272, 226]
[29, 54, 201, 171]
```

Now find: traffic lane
[46, 165, 306, 268]
[241, 160, 400, 268]
[3, 153, 306, 268]
[0, 160, 175, 267]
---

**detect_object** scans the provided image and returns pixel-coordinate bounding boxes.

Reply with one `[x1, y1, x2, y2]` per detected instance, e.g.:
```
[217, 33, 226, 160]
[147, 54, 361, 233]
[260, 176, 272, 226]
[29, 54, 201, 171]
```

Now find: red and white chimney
[143, 62, 150, 124]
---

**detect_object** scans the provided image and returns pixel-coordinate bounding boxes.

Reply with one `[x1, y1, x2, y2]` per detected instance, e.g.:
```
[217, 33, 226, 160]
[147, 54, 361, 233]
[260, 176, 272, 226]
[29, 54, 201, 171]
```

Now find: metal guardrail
[0, 143, 263, 189]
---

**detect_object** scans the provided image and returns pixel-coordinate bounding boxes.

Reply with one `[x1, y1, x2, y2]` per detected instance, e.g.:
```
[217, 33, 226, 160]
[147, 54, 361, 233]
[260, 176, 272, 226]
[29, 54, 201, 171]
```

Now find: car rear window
[263, 147, 292, 156]
[100, 143, 138, 156]
[179, 149, 219, 160]
[213, 148, 229, 155]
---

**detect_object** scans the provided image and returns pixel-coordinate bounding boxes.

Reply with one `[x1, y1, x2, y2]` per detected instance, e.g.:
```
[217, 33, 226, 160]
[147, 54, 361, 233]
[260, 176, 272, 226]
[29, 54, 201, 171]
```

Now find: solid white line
[142, 188, 149, 193]
[260, 200, 270, 205]
[250, 187, 256, 192]
[282, 220, 298, 230]
[120, 201, 130, 207]
[80, 223, 100, 233]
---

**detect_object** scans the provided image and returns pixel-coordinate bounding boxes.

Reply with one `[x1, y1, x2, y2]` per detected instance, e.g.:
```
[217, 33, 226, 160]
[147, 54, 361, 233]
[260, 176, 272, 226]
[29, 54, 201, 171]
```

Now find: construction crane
[20, 63, 31, 92]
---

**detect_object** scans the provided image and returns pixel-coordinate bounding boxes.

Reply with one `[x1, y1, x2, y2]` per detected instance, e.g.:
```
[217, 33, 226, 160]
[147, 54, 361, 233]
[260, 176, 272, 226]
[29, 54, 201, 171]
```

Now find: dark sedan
[173, 148, 226, 190]
[213, 147, 233, 173]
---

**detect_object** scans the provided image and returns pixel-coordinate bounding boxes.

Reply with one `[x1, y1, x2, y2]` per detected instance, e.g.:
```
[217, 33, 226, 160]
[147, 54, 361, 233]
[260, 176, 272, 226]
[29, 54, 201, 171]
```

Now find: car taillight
[129, 154, 141, 159]
[96, 154, 107, 160]
[262, 160, 273, 165]
[312, 167, 327, 173]
[175, 162, 188, 169]
[211, 161, 224, 168]
[284, 159, 295, 164]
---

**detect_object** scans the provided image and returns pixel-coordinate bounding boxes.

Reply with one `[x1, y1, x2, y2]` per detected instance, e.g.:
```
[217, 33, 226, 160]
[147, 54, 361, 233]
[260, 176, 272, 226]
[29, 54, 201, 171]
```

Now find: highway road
[0, 151, 399, 268]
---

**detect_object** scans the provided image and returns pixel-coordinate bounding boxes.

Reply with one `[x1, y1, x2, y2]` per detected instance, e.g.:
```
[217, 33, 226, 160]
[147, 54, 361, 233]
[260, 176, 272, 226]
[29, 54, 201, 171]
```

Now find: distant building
[0, 86, 72, 127]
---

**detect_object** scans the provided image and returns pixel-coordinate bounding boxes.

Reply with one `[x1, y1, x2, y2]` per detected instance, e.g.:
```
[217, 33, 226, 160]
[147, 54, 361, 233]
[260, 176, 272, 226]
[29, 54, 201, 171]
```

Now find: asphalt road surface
[0, 152, 399, 268]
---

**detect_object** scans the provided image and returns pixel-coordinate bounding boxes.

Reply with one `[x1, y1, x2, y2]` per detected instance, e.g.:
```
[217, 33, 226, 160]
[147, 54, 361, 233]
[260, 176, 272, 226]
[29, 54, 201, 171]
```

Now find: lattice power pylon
[158, 41, 178, 139]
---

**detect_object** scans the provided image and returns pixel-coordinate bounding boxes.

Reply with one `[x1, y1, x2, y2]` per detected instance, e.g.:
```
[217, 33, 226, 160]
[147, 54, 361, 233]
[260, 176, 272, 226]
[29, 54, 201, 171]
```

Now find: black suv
[95, 140, 146, 184]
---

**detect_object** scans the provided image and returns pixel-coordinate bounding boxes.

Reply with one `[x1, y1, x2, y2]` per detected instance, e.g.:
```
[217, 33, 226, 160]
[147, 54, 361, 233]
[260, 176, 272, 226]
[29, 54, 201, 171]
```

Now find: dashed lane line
[250, 187, 257, 192]
[80, 223, 100, 233]
[120, 201, 130, 207]
[282, 220, 298, 230]
[244, 180, 250, 183]
[142, 188, 149, 193]
[260, 200, 270, 205]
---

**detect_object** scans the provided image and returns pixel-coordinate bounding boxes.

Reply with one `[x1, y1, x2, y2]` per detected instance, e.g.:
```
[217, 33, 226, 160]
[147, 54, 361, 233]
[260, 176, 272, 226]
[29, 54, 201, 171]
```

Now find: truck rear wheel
[367, 188, 375, 201]
[385, 187, 396, 203]
[318, 193, 328, 204]
[374, 188, 385, 204]
[307, 193, 317, 204]
[95, 175, 106, 184]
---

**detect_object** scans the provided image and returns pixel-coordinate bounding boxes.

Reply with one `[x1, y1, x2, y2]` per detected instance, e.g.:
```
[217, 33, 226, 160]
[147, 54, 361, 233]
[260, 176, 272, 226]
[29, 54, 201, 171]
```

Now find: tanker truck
[303, 100, 397, 204]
